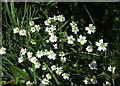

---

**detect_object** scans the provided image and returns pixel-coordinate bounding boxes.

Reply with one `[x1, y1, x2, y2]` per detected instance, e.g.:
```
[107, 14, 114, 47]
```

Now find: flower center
[100, 43, 105, 48]
[89, 27, 94, 31]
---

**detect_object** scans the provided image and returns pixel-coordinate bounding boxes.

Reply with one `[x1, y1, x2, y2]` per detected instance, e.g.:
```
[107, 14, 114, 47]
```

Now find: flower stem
[33, 65, 37, 84]
[44, 62, 60, 85]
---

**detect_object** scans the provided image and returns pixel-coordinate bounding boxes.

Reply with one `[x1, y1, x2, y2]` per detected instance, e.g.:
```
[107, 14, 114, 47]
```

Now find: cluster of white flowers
[70, 21, 79, 34]
[88, 60, 97, 70]
[0, 47, 6, 55]
[28, 56, 41, 69]
[18, 48, 41, 69]
[103, 81, 111, 86]
[83, 76, 97, 85]
[51, 65, 70, 80]
[44, 15, 65, 26]
[18, 48, 26, 63]
[10, 14, 111, 85]
[36, 49, 57, 60]
[13, 27, 26, 36]
[13, 21, 41, 37]
[45, 25, 57, 43]
[29, 21, 41, 33]
[41, 73, 52, 85]
[59, 51, 66, 63]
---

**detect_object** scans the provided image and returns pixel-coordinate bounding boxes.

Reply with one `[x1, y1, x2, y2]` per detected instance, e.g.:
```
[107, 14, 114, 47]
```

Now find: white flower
[50, 25, 56, 31]
[89, 60, 97, 70]
[44, 19, 51, 26]
[56, 67, 63, 75]
[19, 29, 26, 36]
[27, 52, 33, 58]
[72, 26, 79, 34]
[108, 66, 116, 74]
[26, 81, 33, 86]
[77, 35, 87, 45]
[48, 31, 54, 36]
[62, 73, 70, 80]
[30, 39, 36, 45]
[96, 39, 108, 51]
[103, 81, 111, 86]
[34, 25, 41, 32]
[83, 77, 90, 84]
[53, 44, 58, 49]
[51, 65, 56, 71]
[57, 15, 65, 22]
[59, 51, 65, 57]
[67, 35, 75, 44]
[42, 65, 47, 70]
[43, 49, 49, 56]
[45, 27, 51, 32]
[47, 50, 56, 60]
[49, 35, 57, 43]
[90, 76, 97, 84]
[0, 47, 6, 55]
[53, 15, 57, 21]
[18, 56, 24, 63]
[29, 21, 34, 26]
[29, 57, 38, 64]
[46, 73, 52, 80]
[42, 78, 49, 85]
[13, 27, 19, 33]
[36, 50, 44, 58]
[34, 62, 41, 69]
[86, 46, 93, 52]
[70, 21, 77, 27]
[85, 24, 96, 34]
[20, 48, 26, 55]
[46, 40, 49, 43]
[30, 27, 36, 33]
[60, 57, 66, 63]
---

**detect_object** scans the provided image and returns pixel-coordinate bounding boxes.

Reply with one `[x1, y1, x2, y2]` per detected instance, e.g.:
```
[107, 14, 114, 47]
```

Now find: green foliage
[1, 2, 120, 86]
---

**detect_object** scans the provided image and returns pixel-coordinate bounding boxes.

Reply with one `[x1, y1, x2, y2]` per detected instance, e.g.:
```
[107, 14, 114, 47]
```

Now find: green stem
[83, 4, 95, 24]
[112, 73, 115, 86]
[33, 65, 37, 84]
[44, 62, 60, 85]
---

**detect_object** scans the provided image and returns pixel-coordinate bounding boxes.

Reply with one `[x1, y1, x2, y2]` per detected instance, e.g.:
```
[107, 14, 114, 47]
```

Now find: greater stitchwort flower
[77, 35, 87, 45]
[85, 24, 96, 34]
[0, 47, 6, 55]
[96, 39, 108, 51]
[67, 35, 75, 44]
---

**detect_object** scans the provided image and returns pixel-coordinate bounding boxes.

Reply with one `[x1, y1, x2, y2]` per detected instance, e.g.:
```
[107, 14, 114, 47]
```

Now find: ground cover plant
[1, 2, 120, 86]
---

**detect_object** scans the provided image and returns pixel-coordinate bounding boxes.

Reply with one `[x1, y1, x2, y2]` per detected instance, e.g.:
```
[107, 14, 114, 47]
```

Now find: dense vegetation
[1, 2, 120, 86]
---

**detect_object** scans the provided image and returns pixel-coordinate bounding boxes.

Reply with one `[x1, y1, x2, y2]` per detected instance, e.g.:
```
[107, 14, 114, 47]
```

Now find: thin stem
[33, 65, 37, 84]
[83, 4, 95, 24]
[44, 62, 60, 85]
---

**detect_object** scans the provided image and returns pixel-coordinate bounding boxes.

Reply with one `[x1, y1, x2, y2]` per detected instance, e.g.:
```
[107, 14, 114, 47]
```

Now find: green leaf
[8, 66, 30, 82]
[102, 72, 110, 80]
